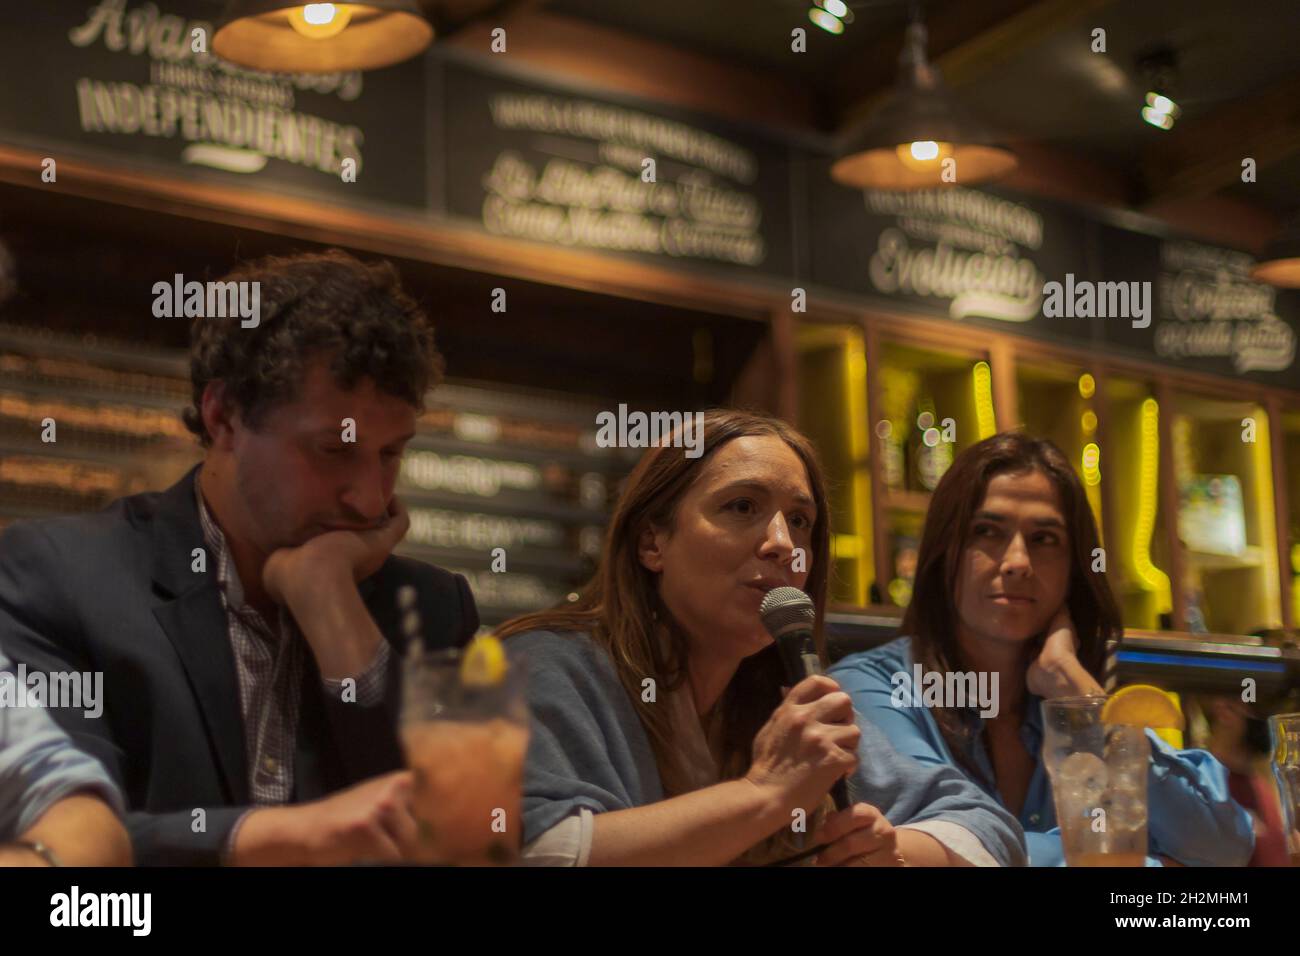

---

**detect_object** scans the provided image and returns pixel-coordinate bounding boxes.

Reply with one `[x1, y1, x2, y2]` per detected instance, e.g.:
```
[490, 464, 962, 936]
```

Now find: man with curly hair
[0, 249, 479, 865]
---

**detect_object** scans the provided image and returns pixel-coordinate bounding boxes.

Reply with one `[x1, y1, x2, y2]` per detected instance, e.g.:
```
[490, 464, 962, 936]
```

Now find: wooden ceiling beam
[1138, 195, 1279, 257]
[997, 139, 1135, 208]
[442, 9, 820, 132]
[429, 0, 549, 39]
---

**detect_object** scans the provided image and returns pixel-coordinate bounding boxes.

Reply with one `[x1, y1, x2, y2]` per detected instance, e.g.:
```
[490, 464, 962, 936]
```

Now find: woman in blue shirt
[830, 432, 1253, 866]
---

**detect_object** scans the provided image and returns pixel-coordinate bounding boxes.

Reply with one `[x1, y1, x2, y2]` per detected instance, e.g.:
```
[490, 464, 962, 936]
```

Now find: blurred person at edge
[830, 432, 1253, 866]
[0, 644, 131, 866]
[1194, 695, 1292, 866]
[499, 409, 1026, 866]
[0, 250, 478, 865]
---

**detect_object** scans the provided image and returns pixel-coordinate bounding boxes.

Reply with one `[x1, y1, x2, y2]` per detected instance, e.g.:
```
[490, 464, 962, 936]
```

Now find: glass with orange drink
[400, 635, 529, 865]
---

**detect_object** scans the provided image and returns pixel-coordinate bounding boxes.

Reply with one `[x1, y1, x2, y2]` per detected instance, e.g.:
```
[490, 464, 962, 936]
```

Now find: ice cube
[1110, 768, 1145, 793]
[1056, 751, 1108, 808]
[1043, 744, 1073, 778]
[1105, 726, 1151, 773]
[1106, 790, 1147, 831]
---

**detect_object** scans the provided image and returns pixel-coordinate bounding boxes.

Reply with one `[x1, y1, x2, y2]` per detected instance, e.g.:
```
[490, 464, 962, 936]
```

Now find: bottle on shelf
[877, 419, 905, 490]
[911, 395, 952, 492]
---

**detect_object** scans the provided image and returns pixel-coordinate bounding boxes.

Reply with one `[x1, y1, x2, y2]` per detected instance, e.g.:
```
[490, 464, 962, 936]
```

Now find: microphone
[759, 586, 850, 811]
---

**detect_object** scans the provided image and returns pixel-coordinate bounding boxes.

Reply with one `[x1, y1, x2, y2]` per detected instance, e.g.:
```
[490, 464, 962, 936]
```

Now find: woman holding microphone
[499, 409, 1025, 866]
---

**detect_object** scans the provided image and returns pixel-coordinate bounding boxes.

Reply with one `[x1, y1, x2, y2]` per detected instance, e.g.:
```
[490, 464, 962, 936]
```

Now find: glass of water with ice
[1042, 696, 1150, 866]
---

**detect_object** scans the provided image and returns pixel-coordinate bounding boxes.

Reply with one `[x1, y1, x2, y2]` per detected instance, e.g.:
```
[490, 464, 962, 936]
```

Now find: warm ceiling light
[907, 140, 939, 161]
[1251, 214, 1300, 288]
[896, 139, 952, 170]
[830, 19, 1017, 190]
[214, 1, 433, 72]
[809, 8, 845, 34]
[289, 4, 352, 38]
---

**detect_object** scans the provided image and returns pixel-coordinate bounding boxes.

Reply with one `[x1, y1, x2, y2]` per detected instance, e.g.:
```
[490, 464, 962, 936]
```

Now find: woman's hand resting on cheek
[1026, 606, 1105, 699]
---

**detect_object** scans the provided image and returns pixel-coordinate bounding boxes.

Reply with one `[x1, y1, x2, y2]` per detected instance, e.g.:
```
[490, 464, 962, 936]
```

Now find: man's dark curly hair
[182, 249, 443, 447]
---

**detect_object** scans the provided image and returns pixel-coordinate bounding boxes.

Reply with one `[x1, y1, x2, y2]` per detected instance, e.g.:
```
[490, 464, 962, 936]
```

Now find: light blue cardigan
[508, 629, 1028, 865]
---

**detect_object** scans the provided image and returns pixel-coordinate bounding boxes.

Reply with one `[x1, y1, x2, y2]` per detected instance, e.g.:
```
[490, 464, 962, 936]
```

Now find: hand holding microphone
[756, 586, 854, 811]
[752, 587, 907, 866]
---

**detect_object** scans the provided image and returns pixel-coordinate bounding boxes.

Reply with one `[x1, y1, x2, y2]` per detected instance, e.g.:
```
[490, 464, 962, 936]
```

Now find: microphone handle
[830, 776, 850, 811]
[777, 631, 851, 811]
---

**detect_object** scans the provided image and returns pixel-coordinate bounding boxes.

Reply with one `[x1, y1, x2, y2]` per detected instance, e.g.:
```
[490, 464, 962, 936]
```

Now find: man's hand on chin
[261, 496, 411, 680]
[263, 496, 411, 601]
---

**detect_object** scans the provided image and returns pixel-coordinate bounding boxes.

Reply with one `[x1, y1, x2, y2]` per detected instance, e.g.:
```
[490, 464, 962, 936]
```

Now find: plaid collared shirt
[195, 485, 393, 817]
[197, 490, 305, 806]
[194, 484, 394, 865]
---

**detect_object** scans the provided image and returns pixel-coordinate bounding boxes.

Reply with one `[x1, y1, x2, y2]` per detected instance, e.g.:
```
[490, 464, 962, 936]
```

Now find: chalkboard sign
[1097, 226, 1300, 388]
[806, 158, 1094, 346]
[437, 55, 797, 279]
[807, 159, 1300, 387]
[0, 0, 427, 211]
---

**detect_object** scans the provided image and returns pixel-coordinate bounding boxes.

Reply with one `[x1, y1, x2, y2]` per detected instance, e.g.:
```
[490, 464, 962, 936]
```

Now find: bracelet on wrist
[13, 840, 65, 866]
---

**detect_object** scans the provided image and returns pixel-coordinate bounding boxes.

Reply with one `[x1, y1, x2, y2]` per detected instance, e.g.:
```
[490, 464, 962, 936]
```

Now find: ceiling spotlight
[809, 0, 854, 34]
[1141, 91, 1181, 130]
[811, 8, 842, 34]
[809, 8, 844, 34]
[1137, 47, 1182, 131]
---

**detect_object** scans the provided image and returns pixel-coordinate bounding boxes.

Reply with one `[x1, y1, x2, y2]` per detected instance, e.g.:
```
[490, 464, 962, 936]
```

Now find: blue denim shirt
[830, 637, 1255, 866]
[0, 648, 123, 840]
[510, 629, 1028, 865]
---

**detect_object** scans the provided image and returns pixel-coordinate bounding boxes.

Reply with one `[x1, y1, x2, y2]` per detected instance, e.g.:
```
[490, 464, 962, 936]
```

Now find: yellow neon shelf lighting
[1248, 408, 1282, 628]
[845, 337, 872, 605]
[973, 361, 996, 439]
[1081, 442, 1101, 486]
[1133, 398, 1172, 612]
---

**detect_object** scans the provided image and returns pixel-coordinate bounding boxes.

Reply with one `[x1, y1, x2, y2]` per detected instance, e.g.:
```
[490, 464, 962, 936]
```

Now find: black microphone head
[759, 586, 815, 640]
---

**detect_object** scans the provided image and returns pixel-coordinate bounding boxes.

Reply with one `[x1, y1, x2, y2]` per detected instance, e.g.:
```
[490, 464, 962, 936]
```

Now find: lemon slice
[460, 634, 508, 687]
[1102, 684, 1185, 732]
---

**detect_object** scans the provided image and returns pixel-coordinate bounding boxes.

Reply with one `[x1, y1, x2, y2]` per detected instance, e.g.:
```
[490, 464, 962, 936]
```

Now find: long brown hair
[496, 408, 832, 797]
[903, 432, 1121, 775]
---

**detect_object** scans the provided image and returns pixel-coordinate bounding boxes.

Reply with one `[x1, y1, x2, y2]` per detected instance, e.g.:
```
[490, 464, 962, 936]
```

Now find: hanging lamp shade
[1250, 215, 1300, 288]
[213, 2, 433, 73]
[831, 20, 1017, 191]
